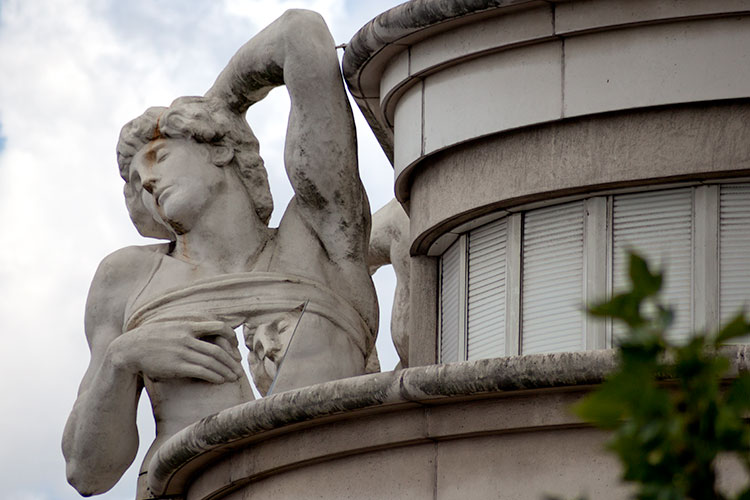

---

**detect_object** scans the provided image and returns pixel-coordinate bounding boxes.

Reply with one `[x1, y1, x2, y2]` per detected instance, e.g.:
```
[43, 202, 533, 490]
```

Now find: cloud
[0, 1, 403, 499]
[223, 0, 345, 34]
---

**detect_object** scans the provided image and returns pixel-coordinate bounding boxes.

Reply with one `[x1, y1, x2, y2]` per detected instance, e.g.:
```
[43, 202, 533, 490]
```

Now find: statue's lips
[154, 187, 171, 207]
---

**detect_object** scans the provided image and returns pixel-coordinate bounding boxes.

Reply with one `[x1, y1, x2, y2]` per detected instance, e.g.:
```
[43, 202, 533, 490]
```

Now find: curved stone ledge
[406, 101, 750, 253]
[343, 0, 535, 163]
[148, 346, 750, 497]
[342, 0, 750, 182]
[344, 0, 750, 99]
[343, 0, 528, 99]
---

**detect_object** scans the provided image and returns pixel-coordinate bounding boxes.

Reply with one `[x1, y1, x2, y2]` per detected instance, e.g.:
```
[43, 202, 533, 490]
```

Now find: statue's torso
[125, 205, 378, 495]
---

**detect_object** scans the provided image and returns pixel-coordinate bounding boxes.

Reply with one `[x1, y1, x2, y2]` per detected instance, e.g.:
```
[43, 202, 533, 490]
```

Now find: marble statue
[368, 198, 411, 368]
[62, 10, 377, 498]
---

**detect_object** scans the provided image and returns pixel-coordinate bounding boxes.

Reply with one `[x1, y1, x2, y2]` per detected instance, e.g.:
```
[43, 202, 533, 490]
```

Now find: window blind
[612, 188, 693, 343]
[720, 184, 750, 329]
[521, 201, 585, 354]
[467, 218, 507, 360]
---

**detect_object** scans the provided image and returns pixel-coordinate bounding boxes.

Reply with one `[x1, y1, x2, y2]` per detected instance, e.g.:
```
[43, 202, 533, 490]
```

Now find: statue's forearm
[206, 9, 332, 112]
[62, 347, 140, 496]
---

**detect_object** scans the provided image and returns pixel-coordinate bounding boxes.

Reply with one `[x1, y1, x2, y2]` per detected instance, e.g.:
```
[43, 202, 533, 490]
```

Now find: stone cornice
[342, 0, 533, 99]
[148, 346, 750, 496]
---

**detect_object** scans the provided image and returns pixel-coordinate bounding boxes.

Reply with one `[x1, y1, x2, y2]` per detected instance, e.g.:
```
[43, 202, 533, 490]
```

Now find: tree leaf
[715, 312, 750, 345]
[628, 253, 663, 299]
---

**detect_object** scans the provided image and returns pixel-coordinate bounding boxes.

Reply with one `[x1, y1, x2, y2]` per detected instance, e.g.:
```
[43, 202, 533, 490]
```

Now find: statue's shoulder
[85, 243, 171, 335]
[97, 243, 169, 276]
[88, 243, 170, 308]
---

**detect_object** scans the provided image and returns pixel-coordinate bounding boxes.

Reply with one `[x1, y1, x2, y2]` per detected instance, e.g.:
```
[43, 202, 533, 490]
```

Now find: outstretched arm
[206, 10, 368, 262]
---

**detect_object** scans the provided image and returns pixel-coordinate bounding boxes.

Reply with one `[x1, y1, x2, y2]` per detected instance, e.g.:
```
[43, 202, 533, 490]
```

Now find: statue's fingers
[181, 349, 238, 382]
[190, 320, 239, 347]
[213, 335, 242, 362]
[219, 322, 239, 347]
[189, 320, 228, 336]
[187, 339, 243, 378]
[173, 361, 228, 384]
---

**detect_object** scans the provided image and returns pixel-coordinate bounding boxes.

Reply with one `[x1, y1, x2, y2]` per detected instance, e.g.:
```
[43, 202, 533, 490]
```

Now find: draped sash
[124, 272, 373, 356]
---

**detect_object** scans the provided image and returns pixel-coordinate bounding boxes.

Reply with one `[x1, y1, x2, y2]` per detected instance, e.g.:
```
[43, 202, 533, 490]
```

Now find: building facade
[343, 0, 750, 366]
[144, 1, 750, 498]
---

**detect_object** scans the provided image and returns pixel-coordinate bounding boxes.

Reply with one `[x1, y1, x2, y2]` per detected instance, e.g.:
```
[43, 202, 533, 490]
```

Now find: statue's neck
[170, 179, 270, 274]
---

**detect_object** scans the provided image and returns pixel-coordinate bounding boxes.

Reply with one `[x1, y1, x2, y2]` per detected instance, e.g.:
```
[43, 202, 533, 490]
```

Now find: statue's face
[123, 181, 172, 239]
[245, 311, 301, 395]
[129, 138, 225, 235]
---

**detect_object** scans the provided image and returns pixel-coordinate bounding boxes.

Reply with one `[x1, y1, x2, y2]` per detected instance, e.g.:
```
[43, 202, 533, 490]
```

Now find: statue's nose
[254, 325, 281, 361]
[139, 166, 158, 194]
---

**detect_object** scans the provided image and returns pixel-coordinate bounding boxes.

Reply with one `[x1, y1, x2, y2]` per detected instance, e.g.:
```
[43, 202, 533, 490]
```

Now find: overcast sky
[0, 1, 404, 498]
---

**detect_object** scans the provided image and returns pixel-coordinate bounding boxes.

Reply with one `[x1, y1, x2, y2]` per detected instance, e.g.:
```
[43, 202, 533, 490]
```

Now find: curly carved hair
[117, 96, 273, 238]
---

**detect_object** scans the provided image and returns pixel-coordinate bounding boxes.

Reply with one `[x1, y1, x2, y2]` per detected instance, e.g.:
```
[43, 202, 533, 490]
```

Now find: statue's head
[116, 96, 273, 239]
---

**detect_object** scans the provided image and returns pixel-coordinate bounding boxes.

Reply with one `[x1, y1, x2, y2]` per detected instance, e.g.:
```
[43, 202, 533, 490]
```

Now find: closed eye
[156, 151, 169, 163]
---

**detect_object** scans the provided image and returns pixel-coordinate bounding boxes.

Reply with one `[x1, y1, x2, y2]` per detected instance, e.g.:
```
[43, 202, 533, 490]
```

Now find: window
[720, 184, 750, 342]
[467, 218, 507, 359]
[522, 201, 584, 354]
[612, 189, 693, 343]
[438, 183, 750, 362]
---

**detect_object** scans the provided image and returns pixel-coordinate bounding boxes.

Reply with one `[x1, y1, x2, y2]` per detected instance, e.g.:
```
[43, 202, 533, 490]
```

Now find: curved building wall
[342, 0, 750, 363]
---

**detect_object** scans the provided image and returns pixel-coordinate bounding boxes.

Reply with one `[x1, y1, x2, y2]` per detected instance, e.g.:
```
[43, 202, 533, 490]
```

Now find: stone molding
[407, 101, 750, 254]
[342, 0, 750, 204]
[148, 345, 750, 497]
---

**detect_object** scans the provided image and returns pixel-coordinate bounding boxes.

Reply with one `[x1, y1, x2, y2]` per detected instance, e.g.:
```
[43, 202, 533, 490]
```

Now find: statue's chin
[264, 357, 278, 381]
[249, 357, 275, 396]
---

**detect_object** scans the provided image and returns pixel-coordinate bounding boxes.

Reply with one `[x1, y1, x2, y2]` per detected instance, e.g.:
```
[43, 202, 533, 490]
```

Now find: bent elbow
[66, 460, 118, 497]
[280, 9, 328, 37]
[281, 8, 323, 23]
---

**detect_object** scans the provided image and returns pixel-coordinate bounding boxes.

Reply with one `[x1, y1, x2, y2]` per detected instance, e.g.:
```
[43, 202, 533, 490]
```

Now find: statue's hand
[108, 320, 244, 384]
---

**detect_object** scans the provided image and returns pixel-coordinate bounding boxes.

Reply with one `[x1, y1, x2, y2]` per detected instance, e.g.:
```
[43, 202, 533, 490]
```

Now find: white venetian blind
[440, 239, 462, 362]
[467, 218, 507, 360]
[720, 184, 750, 327]
[521, 201, 585, 354]
[612, 188, 693, 343]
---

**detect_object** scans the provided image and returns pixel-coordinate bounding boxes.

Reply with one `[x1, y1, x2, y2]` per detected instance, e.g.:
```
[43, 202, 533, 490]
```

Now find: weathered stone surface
[148, 349, 611, 493]
[149, 346, 750, 498]
[408, 254, 439, 366]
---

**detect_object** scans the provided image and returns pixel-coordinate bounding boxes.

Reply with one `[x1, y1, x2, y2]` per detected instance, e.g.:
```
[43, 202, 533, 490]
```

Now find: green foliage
[575, 253, 750, 500]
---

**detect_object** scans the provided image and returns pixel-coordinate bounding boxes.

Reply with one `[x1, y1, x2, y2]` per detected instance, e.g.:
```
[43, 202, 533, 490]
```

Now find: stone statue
[62, 10, 377, 498]
[368, 198, 411, 368]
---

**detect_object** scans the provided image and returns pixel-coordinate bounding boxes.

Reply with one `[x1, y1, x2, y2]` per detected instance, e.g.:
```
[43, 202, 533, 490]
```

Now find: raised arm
[206, 10, 368, 262]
